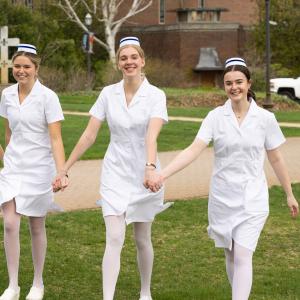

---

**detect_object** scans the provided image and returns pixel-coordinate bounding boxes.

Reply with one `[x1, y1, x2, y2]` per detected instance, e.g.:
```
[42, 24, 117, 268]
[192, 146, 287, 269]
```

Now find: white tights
[224, 241, 253, 300]
[2, 200, 46, 290]
[102, 215, 153, 300]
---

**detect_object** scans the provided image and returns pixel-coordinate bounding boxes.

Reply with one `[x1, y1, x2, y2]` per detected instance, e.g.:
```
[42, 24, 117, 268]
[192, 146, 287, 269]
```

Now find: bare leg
[102, 215, 126, 300]
[133, 222, 153, 298]
[29, 216, 47, 288]
[232, 242, 253, 300]
[1, 200, 21, 291]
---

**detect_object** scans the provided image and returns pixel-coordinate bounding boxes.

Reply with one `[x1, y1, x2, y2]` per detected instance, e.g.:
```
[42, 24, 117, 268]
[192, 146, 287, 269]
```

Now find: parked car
[270, 76, 300, 102]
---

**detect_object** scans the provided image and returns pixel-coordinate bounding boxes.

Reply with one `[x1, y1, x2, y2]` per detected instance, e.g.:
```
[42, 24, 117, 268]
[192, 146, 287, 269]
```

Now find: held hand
[287, 195, 299, 218]
[52, 172, 69, 193]
[143, 168, 164, 193]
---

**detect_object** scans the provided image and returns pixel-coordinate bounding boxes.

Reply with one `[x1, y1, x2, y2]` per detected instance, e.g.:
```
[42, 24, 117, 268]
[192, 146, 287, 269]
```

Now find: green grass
[1, 115, 300, 163]
[58, 91, 300, 124]
[274, 111, 300, 123]
[0, 184, 300, 299]
[60, 116, 300, 159]
[49, 117, 199, 160]
[168, 107, 211, 118]
[281, 127, 300, 137]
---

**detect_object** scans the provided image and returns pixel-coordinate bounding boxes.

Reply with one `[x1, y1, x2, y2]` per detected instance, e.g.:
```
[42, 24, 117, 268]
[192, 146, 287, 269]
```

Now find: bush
[250, 67, 266, 92]
[144, 58, 187, 87]
[94, 60, 122, 88]
[39, 66, 94, 92]
[271, 63, 294, 78]
[94, 58, 188, 88]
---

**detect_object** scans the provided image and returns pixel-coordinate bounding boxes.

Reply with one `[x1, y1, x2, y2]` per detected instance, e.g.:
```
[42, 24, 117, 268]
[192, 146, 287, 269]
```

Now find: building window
[159, 0, 165, 24]
[25, 0, 33, 9]
[199, 0, 205, 7]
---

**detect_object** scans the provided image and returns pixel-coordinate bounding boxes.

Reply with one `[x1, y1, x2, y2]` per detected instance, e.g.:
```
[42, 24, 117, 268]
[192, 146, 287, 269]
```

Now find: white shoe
[139, 297, 152, 300]
[0, 287, 20, 300]
[25, 286, 44, 300]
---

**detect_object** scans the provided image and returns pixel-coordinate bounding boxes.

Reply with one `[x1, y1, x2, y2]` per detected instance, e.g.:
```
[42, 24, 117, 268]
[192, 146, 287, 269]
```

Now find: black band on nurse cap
[119, 37, 140, 48]
[225, 57, 247, 68]
[17, 44, 37, 55]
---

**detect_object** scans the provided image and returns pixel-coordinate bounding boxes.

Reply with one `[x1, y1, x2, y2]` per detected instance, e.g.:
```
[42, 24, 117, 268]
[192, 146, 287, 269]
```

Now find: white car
[270, 77, 300, 102]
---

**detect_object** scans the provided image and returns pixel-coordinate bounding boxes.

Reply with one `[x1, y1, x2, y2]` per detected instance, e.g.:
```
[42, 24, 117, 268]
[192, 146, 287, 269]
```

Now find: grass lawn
[60, 117, 200, 159]
[1, 115, 300, 163]
[43, 116, 300, 159]
[0, 184, 299, 299]
[58, 90, 300, 122]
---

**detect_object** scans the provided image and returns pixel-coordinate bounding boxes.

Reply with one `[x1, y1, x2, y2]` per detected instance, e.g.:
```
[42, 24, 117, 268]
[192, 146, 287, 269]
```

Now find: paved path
[54, 137, 300, 212]
[64, 111, 300, 128]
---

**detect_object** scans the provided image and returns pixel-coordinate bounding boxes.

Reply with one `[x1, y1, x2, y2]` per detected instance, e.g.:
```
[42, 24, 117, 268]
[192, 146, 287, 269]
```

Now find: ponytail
[247, 89, 256, 101]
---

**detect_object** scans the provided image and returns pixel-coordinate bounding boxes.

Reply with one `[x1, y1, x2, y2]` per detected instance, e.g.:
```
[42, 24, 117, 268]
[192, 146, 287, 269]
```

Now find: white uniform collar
[116, 77, 150, 97]
[3, 79, 42, 97]
[223, 98, 259, 117]
[24, 79, 43, 96]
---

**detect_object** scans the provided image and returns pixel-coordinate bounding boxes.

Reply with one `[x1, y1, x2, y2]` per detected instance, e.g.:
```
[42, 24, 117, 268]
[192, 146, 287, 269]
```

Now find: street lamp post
[263, 0, 274, 109]
[84, 13, 92, 81]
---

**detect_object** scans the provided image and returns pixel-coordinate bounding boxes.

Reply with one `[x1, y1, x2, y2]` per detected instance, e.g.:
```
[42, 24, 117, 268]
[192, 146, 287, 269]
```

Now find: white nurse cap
[119, 36, 140, 48]
[17, 44, 37, 55]
[225, 57, 247, 68]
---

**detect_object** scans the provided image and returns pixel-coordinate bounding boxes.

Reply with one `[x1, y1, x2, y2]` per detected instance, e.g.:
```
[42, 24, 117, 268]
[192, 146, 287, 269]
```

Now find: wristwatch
[145, 162, 156, 169]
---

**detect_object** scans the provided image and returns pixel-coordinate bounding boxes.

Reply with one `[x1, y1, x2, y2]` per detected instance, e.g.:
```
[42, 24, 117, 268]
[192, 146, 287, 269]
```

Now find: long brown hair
[223, 65, 256, 101]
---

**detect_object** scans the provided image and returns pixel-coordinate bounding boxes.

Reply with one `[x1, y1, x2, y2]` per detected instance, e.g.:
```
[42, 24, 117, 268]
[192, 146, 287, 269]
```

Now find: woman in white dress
[53, 37, 170, 300]
[147, 57, 299, 300]
[0, 44, 65, 300]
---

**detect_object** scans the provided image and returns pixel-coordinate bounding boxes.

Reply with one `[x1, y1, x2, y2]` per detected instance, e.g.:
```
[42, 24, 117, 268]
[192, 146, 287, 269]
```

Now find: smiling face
[12, 55, 38, 86]
[223, 70, 251, 103]
[117, 46, 145, 79]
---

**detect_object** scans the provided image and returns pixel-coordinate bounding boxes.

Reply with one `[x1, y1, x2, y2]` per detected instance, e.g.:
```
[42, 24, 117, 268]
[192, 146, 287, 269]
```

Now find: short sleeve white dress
[0, 80, 64, 217]
[197, 99, 285, 251]
[90, 78, 171, 224]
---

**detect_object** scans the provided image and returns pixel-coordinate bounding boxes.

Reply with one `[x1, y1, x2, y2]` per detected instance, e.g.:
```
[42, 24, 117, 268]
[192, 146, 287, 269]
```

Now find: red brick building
[119, 0, 258, 86]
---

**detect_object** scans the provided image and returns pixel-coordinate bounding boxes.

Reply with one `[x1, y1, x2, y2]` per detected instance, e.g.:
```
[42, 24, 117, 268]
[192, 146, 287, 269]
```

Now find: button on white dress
[90, 78, 171, 224]
[0, 80, 64, 217]
[197, 99, 285, 251]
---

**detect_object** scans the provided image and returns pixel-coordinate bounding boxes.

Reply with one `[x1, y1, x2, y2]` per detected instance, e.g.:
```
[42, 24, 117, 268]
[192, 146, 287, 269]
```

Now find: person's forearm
[63, 133, 96, 172]
[161, 140, 205, 179]
[146, 139, 157, 165]
[270, 158, 293, 197]
[0, 145, 4, 161]
[5, 128, 11, 146]
[51, 137, 65, 172]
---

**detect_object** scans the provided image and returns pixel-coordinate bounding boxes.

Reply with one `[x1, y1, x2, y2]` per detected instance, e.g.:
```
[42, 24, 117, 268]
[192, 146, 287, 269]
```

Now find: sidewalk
[63, 111, 300, 128]
[54, 137, 300, 212]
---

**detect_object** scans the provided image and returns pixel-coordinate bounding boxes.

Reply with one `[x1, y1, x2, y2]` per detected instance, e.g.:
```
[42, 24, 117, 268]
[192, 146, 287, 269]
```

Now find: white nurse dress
[90, 78, 171, 224]
[197, 99, 285, 251]
[0, 80, 64, 217]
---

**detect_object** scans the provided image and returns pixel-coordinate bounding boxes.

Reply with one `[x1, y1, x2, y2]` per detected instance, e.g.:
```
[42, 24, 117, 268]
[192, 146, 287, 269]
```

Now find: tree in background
[252, 0, 300, 77]
[0, 0, 86, 71]
[0, 0, 110, 90]
[57, 0, 152, 66]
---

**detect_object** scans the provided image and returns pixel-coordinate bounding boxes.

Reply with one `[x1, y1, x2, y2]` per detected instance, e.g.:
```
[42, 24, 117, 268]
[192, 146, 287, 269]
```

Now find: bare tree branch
[57, 0, 153, 66]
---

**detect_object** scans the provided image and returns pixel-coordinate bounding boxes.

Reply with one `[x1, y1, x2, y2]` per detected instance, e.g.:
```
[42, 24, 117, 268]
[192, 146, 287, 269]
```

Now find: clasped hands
[143, 168, 164, 193]
[52, 170, 69, 193]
